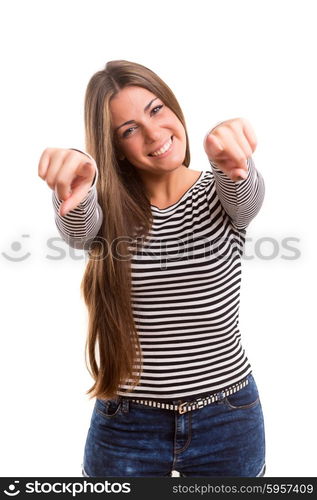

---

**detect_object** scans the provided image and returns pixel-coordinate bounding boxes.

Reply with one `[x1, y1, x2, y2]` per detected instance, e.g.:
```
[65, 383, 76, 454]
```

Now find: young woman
[38, 60, 266, 477]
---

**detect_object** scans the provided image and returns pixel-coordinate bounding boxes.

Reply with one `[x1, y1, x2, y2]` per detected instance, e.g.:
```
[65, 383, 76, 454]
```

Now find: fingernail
[236, 173, 247, 182]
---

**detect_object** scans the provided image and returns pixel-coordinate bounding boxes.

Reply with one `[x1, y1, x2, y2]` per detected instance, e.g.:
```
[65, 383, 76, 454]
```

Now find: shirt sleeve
[51, 150, 104, 249]
[209, 156, 265, 230]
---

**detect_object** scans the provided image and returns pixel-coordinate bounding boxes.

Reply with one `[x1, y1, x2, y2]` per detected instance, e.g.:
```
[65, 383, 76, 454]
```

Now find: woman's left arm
[203, 117, 265, 230]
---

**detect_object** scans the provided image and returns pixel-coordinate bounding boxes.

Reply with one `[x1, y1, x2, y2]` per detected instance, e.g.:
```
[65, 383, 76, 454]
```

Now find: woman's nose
[143, 124, 161, 143]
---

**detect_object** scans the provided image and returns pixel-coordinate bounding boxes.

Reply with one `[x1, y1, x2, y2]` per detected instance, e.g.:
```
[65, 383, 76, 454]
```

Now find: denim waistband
[121, 377, 250, 415]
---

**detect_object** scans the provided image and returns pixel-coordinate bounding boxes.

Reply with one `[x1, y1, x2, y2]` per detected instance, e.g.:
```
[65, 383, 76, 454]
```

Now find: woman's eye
[123, 127, 136, 138]
[151, 104, 163, 115]
[121, 105, 163, 138]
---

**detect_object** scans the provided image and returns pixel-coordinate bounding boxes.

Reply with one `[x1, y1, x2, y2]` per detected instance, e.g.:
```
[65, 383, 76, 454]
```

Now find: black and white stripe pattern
[52, 157, 265, 400]
[52, 168, 103, 249]
[130, 377, 249, 413]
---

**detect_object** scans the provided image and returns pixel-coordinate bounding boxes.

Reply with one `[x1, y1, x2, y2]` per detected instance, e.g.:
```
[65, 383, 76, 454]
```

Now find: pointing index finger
[38, 149, 51, 179]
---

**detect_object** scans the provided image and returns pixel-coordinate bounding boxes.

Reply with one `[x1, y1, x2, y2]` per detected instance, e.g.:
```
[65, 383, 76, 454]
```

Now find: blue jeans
[81, 373, 266, 477]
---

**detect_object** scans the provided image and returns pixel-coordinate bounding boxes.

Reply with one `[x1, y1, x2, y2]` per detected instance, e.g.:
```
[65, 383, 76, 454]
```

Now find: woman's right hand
[38, 148, 97, 216]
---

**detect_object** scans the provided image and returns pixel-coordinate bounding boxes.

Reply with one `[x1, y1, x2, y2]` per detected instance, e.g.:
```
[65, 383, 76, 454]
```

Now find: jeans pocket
[96, 397, 122, 418]
[224, 375, 260, 410]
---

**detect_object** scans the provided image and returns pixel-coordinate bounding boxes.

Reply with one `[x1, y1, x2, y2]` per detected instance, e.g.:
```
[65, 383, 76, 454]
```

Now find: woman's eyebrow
[115, 98, 159, 131]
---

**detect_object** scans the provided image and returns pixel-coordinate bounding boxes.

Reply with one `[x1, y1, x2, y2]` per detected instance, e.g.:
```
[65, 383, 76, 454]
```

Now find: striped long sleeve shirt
[52, 156, 265, 400]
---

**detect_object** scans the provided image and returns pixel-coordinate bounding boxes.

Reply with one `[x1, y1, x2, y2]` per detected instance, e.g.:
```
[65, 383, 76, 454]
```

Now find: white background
[1, 0, 316, 477]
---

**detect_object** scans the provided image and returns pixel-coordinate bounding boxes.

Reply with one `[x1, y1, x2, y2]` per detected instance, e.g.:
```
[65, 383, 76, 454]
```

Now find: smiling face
[110, 86, 187, 174]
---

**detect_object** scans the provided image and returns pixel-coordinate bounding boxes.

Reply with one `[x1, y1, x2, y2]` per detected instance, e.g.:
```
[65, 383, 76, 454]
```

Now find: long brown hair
[81, 60, 191, 400]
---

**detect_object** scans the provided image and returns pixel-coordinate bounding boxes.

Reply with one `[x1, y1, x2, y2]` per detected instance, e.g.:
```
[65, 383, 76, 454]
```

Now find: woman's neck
[139, 166, 200, 209]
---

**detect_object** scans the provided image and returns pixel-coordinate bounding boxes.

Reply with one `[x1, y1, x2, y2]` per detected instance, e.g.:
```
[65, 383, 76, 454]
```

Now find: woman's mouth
[148, 136, 173, 158]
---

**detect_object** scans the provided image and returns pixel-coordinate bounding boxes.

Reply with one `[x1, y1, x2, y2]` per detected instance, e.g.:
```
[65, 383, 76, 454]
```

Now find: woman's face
[110, 86, 187, 174]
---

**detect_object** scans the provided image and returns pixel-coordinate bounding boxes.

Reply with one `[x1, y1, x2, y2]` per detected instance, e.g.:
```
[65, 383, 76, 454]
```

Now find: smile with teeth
[149, 136, 173, 157]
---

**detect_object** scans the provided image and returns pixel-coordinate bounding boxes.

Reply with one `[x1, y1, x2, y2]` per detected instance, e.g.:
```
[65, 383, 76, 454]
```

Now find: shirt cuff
[206, 120, 227, 135]
[68, 148, 98, 190]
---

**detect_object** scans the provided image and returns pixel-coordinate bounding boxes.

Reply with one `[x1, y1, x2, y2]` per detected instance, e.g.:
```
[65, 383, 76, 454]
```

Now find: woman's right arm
[38, 148, 103, 249]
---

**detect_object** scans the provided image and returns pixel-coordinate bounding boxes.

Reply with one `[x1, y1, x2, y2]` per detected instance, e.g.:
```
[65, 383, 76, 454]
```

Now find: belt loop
[121, 398, 130, 414]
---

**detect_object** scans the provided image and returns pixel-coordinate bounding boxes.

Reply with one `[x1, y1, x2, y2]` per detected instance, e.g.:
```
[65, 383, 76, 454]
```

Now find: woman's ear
[118, 152, 125, 161]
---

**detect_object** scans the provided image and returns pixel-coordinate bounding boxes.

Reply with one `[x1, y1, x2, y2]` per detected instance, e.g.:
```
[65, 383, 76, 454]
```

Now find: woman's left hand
[203, 118, 257, 182]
